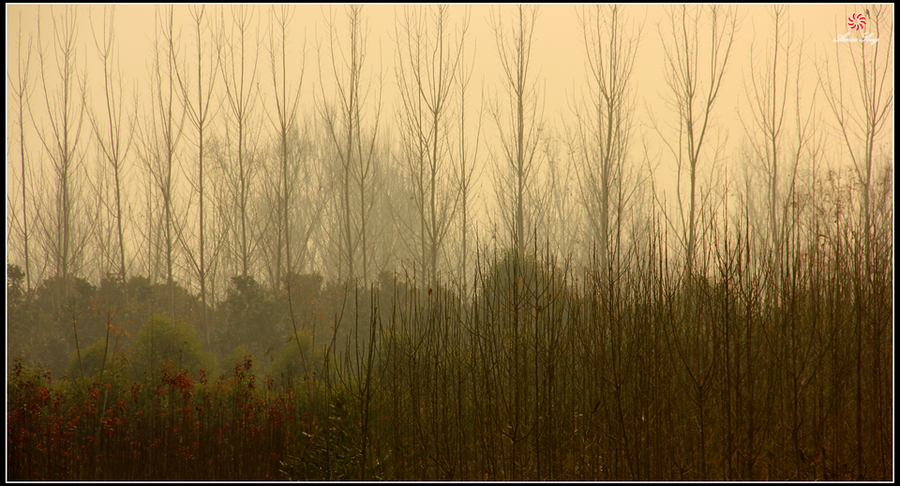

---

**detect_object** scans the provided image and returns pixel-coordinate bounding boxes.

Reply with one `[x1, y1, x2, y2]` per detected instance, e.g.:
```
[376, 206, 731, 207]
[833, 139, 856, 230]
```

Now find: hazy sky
[9, 4, 882, 113]
[6, 4, 893, 256]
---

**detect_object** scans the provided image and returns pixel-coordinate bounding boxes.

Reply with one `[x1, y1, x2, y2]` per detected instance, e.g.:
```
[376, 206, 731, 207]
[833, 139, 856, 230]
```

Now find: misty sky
[6, 4, 894, 281]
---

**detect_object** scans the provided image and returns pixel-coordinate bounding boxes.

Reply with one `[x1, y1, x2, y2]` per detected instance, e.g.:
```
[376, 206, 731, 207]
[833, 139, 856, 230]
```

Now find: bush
[64, 337, 130, 387]
[217, 276, 282, 358]
[130, 314, 216, 383]
[269, 330, 327, 387]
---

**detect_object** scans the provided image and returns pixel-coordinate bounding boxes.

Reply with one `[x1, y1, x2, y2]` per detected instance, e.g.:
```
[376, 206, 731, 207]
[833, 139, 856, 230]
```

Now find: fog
[5, 4, 893, 481]
[7, 4, 891, 288]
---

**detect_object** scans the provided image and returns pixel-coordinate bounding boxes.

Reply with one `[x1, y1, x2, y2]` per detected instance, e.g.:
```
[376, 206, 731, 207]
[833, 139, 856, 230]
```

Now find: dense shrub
[130, 314, 216, 384]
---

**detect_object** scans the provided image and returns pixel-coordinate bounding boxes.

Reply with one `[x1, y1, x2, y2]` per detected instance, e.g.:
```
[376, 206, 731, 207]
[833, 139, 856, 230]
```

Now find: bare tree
[205, 132, 237, 306]
[568, 10, 650, 463]
[266, 4, 302, 293]
[740, 13, 826, 477]
[173, 4, 220, 345]
[32, 5, 91, 302]
[819, 5, 893, 278]
[217, 5, 263, 279]
[138, 5, 186, 324]
[88, 5, 136, 302]
[817, 5, 893, 479]
[742, 6, 818, 291]
[87, 141, 115, 281]
[317, 5, 384, 288]
[262, 4, 325, 295]
[654, 5, 736, 479]
[258, 119, 328, 291]
[449, 21, 482, 295]
[655, 5, 736, 281]
[394, 5, 467, 287]
[570, 4, 641, 278]
[488, 4, 546, 255]
[9, 12, 35, 294]
[542, 130, 578, 263]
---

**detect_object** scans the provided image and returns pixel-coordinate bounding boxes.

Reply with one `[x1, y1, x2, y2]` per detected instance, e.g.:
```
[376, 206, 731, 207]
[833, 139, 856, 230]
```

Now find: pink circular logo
[848, 13, 866, 31]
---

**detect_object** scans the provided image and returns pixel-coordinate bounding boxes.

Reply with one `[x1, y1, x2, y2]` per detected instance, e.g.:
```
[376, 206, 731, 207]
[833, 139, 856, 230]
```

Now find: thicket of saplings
[7, 185, 893, 481]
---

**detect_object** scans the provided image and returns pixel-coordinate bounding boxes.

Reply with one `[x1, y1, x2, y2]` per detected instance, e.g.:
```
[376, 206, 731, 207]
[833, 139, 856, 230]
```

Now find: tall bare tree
[88, 5, 136, 302]
[32, 5, 91, 302]
[542, 130, 578, 260]
[204, 132, 237, 306]
[817, 5, 893, 479]
[819, 5, 893, 278]
[450, 20, 482, 295]
[742, 6, 819, 291]
[263, 5, 323, 294]
[741, 14, 826, 477]
[218, 5, 263, 279]
[138, 5, 186, 324]
[656, 5, 736, 281]
[9, 12, 35, 294]
[568, 9, 645, 470]
[88, 137, 115, 281]
[318, 5, 384, 288]
[488, 4, 546, 255]
[654, 5, 736, 479]
[571, 4, 641, 278]
[394, 5, 467, 287]
[172, 4, 220, 345]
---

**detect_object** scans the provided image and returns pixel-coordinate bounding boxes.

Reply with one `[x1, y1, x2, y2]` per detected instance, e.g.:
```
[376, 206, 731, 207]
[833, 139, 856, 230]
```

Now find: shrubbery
[130, 315, 217, 384]
[6, 199, 893, 480]
[7, 237, 894, 480]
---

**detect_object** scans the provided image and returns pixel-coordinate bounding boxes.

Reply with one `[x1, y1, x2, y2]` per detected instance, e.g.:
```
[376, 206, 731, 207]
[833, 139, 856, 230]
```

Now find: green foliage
[8, 263, 26, 297]
[6, 271, 209, 380]
[18, 275, 107, 377]
[220, 345, 257, 379]
[64, 336, 129, 386]
[7, 356, 52, 408]
[7, 265, 35, 369]
[218, 275, 282, 357]
[280, 396, 358, 480]
[269, 330, 328, 387]
[286, 272, 324, 296]
[130, 314, 216, 383]
[284, 273, 330, 340]
[482, 249, 562, 302]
